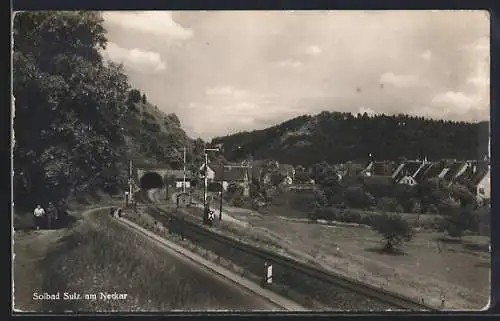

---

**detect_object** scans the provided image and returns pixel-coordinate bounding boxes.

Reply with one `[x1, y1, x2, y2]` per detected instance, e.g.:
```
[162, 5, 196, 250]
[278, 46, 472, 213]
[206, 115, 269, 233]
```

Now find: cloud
[380, 72, 420, 88]
[101, 11, 490, 139]
[358, 107, 376, 116]
[419, 49, 432, 61]
[102, 11, 193, 41]
[102, 42, 166, 73]
[467, 74, 489, 88]
[185, 99, 302, 139]
[466, 60, 489, 88]
[275, 59, 303, 69]
[304, 45, 322, 56]
[430, 91, 482, 115]
[205, 86, 247, 97]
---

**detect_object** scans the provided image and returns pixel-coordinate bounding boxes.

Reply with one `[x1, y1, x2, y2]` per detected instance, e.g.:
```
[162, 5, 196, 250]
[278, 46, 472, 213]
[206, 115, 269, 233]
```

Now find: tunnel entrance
[140, 172, 165, 190]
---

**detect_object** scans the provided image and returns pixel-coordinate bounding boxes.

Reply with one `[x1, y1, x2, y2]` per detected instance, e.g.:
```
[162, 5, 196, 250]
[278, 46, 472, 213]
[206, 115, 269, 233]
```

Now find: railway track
[135, 192, 437, 311]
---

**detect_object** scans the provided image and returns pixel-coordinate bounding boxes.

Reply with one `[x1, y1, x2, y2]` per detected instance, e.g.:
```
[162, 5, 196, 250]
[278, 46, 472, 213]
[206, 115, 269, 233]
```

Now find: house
[278, 164, 296, 185]
[258, 161, 295, 185]
[199, 163, 216, 181]
[344, 162, 365, 177]
[418, 161, 446, 182]
[454, 160, 491, 202]
[363, 161, 396, 177]
[214, 166, 250, 197]
[359, 161, 397, 186]
[440, 161, 469, 184]
[362, 175, 395, 187]
[412, 162, 435, 183]
[165, 169, 193, 189]
[249, 160, 266, 181]
[392, 161, 423, 185]
[398, 175, 417, 186]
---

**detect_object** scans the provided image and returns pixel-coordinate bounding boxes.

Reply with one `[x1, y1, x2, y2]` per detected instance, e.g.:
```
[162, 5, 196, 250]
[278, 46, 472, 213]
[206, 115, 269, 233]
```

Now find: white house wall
[200, 166, 215, 180]
[477, 168, 491, 200]
[176, 181, 191, 189]
[206, 168, 215, 180]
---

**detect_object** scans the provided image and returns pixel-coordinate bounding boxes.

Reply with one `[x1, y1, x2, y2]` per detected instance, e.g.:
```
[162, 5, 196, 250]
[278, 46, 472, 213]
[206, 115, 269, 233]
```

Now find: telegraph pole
[219, 165, 224, 221]
[127, 159, 133, 206]
[183, 147, 187, 193]
[203, 148, 219, 224]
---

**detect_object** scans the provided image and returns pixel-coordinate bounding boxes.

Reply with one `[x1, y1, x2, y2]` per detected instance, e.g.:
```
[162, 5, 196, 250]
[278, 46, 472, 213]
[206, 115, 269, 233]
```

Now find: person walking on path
[33, 205, 45, 230]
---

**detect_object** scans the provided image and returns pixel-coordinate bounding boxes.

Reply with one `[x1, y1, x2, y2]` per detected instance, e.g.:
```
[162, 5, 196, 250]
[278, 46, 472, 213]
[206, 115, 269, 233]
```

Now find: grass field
[14, 205, 249, 312]
[126, 209, 393, 310]
[172, 200, 490, 311]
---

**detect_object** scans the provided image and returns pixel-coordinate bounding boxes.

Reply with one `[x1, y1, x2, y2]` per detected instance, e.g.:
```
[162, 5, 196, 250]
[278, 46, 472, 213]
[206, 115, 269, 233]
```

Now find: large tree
[13, 12, 130, 208]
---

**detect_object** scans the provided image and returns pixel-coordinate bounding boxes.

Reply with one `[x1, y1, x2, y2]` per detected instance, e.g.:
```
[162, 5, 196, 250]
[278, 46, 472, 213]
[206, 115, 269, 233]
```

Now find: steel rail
[138, 192, 436, 312]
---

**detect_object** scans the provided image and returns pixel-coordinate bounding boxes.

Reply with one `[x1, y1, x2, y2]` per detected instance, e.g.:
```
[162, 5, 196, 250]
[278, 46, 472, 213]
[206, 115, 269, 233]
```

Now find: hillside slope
[211, 112, 489, 166]
[121, 90, 204, 169]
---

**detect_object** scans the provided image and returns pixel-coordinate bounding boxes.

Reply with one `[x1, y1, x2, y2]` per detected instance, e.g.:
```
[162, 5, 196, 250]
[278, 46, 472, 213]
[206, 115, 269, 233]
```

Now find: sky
[101, 10, 490, 140]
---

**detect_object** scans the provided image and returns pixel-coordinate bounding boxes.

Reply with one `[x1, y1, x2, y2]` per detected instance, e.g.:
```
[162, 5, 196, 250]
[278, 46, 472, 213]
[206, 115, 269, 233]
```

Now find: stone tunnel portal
[140, 172, 165, 190]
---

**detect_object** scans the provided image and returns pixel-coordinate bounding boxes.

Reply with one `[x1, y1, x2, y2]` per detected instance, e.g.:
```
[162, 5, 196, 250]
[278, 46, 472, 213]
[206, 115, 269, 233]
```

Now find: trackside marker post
[264, 262, 273, 285]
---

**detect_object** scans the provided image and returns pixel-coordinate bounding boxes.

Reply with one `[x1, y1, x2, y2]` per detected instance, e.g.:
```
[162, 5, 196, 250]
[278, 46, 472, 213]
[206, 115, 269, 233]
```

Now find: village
[161, 153, 490, 212]
[142, 148, 491, 310]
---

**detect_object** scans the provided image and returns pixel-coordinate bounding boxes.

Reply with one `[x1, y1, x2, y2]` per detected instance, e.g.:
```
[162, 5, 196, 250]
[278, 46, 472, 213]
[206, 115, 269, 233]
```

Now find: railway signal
[202, 148, 219, 225]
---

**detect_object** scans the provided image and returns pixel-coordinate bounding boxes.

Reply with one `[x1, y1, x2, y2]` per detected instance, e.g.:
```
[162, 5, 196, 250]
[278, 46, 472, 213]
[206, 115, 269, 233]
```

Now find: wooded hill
[12, 12, 202, 209]
[211, 111, 489, 166]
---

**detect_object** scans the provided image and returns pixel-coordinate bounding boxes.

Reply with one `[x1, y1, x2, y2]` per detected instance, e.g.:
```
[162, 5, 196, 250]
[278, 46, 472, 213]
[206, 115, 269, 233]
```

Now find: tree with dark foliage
[372, 213, 415, 252]
[440, 205, 478, 240]
[13, 12, 129, 209]
[211, 112, 488, 166]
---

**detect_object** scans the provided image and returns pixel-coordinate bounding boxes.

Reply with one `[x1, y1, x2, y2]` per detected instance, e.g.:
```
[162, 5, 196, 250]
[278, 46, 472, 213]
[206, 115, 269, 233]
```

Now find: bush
[343, 186, 375, 209]
[360, 213, 375, 226]
[440, 206, 478, 239]
[371, 213, 415, 252]
[437, 198, 461, 216]
[409, 198, 423, 214]
[375, 197, 404, 213]
[312, 207, 341, 221]
[476, 206, 490, 236]
[128, 104, 139, 113]
[232, 195, 253, 209]
[342, 210, 362, 223]
[232, 195, 244, 207]
[227, 183, 244, 196]
[425, 204, 439, 214]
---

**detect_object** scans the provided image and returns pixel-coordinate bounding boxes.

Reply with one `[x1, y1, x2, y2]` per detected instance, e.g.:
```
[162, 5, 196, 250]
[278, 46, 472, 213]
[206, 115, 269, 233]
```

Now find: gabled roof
[214, 166, 248, 182]
[393, 161, 421, 182]
[391, 163, 406, 179]
[345, 163, 364, 175]
[413, 162, 434, 182]
[165, 169, 193, 180]
[200, 163, 215, 171]
[442, 161, 467, 181]
[403, 161, 423, 176]
[372, 161, 396, 176]
[454, 163, 475, 185]
[470, 162, 490, 186]
[278, 164, 295, 175]
[420, 162, 446, 181]
[453, 161, 489, 188]
[249, 165, 264, 180]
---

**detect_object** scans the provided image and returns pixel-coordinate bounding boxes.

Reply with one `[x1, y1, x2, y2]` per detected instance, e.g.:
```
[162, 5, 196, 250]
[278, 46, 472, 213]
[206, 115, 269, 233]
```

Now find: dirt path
[12, 206, 110, 312]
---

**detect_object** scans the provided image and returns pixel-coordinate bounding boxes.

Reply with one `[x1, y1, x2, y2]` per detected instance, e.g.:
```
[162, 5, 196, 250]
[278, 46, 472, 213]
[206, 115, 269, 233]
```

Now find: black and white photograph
[12, 10, 490, 312]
